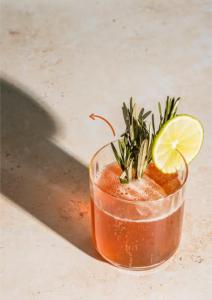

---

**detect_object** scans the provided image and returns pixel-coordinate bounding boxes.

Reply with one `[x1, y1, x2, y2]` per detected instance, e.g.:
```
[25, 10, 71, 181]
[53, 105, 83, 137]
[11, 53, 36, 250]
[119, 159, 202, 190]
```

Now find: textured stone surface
[1, 1, 211, 299]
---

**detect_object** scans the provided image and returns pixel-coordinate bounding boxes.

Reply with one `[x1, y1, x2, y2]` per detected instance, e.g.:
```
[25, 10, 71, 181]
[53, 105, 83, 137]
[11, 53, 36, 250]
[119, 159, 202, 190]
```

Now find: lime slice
[152, 114, 204, 173]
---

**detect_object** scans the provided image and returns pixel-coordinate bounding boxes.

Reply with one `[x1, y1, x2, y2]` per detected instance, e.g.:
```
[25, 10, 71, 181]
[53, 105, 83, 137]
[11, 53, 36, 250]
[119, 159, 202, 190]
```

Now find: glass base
[97, 248, 178, 273]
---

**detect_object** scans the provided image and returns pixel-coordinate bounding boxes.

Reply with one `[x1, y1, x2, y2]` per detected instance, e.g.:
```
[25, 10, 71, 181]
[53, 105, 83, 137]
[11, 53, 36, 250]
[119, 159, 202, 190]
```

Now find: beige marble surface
[1, 1, 212, 299]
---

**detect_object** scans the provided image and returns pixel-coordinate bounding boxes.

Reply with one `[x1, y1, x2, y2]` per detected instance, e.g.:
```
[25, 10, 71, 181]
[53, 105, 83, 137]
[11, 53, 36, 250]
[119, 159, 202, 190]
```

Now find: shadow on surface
[0, 78, 101, 260]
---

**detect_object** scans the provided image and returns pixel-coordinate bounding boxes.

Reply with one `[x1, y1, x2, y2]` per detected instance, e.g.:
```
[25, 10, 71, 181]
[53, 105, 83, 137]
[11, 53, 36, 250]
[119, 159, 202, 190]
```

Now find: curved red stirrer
[89, 113, 116, 137]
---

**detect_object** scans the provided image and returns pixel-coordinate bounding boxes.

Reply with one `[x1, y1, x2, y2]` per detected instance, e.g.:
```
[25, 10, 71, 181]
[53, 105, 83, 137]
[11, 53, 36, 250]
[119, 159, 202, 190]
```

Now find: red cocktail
[90, 142, 188, 270]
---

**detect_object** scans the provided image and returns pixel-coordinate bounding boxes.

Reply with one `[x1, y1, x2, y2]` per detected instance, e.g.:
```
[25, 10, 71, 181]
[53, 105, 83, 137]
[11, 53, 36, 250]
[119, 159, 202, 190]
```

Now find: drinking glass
[89, 141, 188, 270]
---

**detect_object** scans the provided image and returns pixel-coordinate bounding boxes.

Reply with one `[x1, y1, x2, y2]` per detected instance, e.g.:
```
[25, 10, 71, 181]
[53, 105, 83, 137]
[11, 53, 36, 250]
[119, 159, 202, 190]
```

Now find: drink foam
[95, 163, 183, 222]
[97, 163, 167, 201]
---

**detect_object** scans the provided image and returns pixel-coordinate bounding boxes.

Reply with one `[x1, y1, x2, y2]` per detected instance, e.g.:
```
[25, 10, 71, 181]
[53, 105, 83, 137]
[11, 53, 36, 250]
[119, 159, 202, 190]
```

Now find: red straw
[89, 113, 116, 137]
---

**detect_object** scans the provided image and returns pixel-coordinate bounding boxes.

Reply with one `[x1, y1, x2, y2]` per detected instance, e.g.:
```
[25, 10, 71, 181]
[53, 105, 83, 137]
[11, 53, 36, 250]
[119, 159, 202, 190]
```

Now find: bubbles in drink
[91, 162, 184, 268]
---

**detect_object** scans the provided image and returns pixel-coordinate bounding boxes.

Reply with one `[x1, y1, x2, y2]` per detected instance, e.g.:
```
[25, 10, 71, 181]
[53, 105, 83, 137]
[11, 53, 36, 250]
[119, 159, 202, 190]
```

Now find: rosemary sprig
[152, 96, 180, 139]
[111, 98, 152, 183]
[111, 96, 180, 184]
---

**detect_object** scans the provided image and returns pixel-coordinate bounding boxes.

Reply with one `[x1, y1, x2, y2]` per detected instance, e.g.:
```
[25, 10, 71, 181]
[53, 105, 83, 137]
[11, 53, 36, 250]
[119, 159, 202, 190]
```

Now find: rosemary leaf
[111, 142, 122, 166]
[139, 108, 144, 121]
[158, 102, 163, 120]
[137, 139, 148, 179]
[143, 110, 152, 120]
[152, 114, 155, 135]
[128, 158, 134, 181]
[122, 103, 130, 130]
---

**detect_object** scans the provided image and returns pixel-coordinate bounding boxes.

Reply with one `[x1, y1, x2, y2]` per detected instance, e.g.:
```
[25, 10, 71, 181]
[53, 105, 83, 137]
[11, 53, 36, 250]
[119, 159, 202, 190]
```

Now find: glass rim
[89, 140, 189, 205]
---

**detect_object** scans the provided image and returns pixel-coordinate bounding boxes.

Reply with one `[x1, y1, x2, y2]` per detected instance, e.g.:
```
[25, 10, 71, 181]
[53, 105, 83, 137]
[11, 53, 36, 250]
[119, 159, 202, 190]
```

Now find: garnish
[152, 96, 180, 139]
[111, 98, 152, 183]
[111, 96, 181, 183]
[152, 115, 203, 173]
